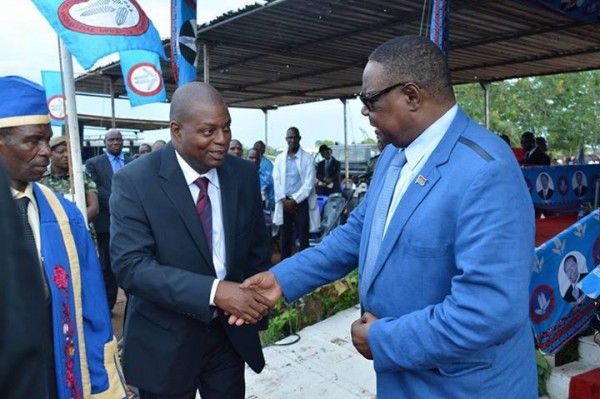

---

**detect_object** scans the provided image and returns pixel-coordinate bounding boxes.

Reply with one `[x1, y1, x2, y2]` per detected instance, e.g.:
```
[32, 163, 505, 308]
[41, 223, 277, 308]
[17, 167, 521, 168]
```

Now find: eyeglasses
[358, 82, 407, 111]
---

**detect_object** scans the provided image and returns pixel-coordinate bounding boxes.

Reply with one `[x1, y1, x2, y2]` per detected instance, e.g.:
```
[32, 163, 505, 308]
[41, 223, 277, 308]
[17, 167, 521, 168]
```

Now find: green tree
[454, 70, 600, 158]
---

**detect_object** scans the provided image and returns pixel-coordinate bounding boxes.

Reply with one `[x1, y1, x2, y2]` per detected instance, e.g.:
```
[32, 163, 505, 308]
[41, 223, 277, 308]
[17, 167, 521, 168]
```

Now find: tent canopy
[74, 0, 600, 109]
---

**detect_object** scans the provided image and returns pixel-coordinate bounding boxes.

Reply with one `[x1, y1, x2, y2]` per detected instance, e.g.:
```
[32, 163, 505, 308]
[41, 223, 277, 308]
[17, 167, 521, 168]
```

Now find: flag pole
[59, 40, 87, 223]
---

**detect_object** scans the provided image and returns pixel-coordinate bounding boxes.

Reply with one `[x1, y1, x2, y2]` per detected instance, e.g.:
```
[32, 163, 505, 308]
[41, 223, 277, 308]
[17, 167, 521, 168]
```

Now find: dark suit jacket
[109, 143, 270, 394]
[85, 152, 132, 233]
[316, 157, 341, 195]
[538, 188, 554, 200]
[564, 273, 588, 303]
[574, 184, 587, 198]
[523, 147, 550, 166]
[0, 163, 47, 399]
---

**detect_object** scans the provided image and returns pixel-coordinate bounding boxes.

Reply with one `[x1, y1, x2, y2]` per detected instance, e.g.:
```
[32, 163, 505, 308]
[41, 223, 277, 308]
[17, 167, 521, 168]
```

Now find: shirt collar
[175, 150, 220, 189]
[109, 152, 125, 162]
[404, 104, 458, 171]
[11, 183, 38, 208]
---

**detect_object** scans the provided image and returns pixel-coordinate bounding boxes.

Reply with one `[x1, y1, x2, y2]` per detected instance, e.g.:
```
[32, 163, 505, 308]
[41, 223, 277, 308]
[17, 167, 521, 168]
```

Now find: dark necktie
[15, 197, 49, 298]
[324, 159, 330, 178]
[360, 149, 407, 306]
[16, 197, 37, 255]
[194, 177, 212, 251]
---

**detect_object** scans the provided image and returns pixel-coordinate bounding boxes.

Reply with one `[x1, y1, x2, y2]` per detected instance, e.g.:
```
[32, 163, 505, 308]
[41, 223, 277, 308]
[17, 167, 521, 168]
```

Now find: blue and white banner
[171, 0, 197, 86]
[41, 70, 66, 126]
[530, 210, 600, 354]
[522, 165, 600, 212]
[516, 0, 600, 23]
[119, 50, 166, 107]
[429, 0, 449, 58]
[31, 0, 166, 70]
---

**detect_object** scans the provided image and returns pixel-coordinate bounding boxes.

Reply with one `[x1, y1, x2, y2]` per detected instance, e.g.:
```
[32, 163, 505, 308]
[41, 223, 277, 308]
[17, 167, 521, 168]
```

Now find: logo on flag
[120, 50, 166, 107]
[57, 0, 149, 35]
[48, 95, 66, 121]
[41, 71, 66, 126]
[32, 0, 166, 70]
[127, 63, 164, 96]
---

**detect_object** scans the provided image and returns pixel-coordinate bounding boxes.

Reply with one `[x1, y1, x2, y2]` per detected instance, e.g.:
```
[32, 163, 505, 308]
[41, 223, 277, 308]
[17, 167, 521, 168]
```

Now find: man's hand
[283, 198, 297, 213]
[214, 281, 273, 325]
[228, 272, 283, 326]
[351, 311, 378, 360]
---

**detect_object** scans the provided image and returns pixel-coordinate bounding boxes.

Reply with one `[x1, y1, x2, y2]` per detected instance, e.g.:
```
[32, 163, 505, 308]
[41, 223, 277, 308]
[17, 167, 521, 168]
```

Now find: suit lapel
[217, 160, 238, 277]
[158, 144, 214, 269]
[365, 108, 469, 290]
[101, 153, 113, 179]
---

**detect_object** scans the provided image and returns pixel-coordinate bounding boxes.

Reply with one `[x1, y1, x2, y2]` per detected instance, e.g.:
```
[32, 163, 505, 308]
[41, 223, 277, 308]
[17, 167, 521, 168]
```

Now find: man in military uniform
[40, 136, 99, 223]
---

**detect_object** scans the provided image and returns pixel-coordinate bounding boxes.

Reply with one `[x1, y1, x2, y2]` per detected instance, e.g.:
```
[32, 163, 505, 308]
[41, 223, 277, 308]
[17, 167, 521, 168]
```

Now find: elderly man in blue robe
[0, 76, 126, 399]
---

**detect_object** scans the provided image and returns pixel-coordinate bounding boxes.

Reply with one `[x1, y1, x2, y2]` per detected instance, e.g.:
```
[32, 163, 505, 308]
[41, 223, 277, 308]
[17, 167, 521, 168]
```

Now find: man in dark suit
[537, 173, 554, 201]
[574, 171, 587, 198]
[86, 129, 132, 310]
[110, 82, 272, 399]
[521, 131, 550, 166]
[0, 162, 47, 399]
[316, 144, 342, 196]
[563, 255, 588, 303]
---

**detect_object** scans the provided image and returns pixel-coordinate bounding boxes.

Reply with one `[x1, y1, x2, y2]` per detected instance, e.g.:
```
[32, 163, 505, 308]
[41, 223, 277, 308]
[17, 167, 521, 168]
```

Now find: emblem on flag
[127, 63, 164, 96]
[32, 0, 166, 70]
[48, 95, 66, 121]
[120, 50, 166, 106]
[58, 0, 149, 36]
[416, 175, 428, 186]
[41, 71, 66, 126]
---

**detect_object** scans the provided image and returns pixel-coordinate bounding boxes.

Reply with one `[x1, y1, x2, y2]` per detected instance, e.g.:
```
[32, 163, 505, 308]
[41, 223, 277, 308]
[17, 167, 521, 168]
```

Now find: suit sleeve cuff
[209, 279, 220, 306]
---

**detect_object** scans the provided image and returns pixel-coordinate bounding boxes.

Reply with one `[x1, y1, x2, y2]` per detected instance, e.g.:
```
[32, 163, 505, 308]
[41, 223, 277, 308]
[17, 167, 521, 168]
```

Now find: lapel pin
[415, 175, 428, 186]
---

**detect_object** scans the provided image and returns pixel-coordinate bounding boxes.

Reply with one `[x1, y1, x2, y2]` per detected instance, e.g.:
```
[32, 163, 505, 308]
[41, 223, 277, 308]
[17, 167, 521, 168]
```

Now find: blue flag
[41, 70, 66, 126]
[171, 0, 197, 86]
[31, 0, 166, 70]
[429, 0, 449, 58]
[120, 50, 166, 107]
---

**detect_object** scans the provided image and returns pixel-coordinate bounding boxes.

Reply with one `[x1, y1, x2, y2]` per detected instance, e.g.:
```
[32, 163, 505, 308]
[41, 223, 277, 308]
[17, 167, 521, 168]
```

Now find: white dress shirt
[175, 151, 226, 306]
[384, 104, 458, 234]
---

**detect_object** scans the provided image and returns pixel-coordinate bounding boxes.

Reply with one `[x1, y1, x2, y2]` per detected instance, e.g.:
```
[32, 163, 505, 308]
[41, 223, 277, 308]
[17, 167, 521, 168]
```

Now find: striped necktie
[360, 149, 407, 307]
[194, 177, 212, 251]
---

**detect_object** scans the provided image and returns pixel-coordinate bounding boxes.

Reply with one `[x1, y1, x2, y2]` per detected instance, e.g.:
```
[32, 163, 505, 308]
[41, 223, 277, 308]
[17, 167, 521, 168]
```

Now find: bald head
[170, 82, 225, 123]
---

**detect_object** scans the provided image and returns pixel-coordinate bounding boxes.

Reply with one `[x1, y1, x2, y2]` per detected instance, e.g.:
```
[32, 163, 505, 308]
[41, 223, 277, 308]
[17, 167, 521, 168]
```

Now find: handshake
[214, 271, 282, 326]
[214, 270, 376, 360]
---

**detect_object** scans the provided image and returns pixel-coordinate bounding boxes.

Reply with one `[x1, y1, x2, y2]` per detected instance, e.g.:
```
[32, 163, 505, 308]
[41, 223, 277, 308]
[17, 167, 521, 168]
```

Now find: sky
[0, 1, 375, 150]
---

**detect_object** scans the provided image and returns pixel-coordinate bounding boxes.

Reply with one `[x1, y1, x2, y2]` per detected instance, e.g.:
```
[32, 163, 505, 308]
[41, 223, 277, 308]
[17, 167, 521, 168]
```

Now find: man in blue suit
[239, 36, 538, 398]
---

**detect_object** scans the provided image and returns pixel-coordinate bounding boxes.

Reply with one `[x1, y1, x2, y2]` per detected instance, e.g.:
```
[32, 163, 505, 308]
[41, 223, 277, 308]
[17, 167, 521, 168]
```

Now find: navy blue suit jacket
[110, 143, 270, 393]
[85, 152, 132, 233]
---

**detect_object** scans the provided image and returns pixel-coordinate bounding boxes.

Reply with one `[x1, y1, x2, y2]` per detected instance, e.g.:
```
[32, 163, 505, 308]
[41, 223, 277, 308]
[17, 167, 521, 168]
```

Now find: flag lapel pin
[415, 175, 428, 186]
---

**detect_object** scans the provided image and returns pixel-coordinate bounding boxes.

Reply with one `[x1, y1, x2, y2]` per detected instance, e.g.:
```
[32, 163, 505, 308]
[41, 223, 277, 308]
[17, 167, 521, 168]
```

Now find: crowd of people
[3, 35, 545, 398]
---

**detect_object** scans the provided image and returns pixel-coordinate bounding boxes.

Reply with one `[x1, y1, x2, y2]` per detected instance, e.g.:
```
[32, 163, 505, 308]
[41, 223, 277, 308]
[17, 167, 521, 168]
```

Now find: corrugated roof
[74, 0, 600, 109]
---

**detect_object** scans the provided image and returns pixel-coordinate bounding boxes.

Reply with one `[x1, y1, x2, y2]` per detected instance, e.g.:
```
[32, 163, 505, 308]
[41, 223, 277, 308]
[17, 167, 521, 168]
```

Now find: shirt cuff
[209, 279, 220, 306]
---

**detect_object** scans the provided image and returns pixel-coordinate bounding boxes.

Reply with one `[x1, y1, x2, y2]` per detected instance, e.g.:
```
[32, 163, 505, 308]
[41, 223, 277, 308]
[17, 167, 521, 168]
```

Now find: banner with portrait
[516, 0, 600, 23]
[530, 209, 600, 354]
[521, 165, 600, 213]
